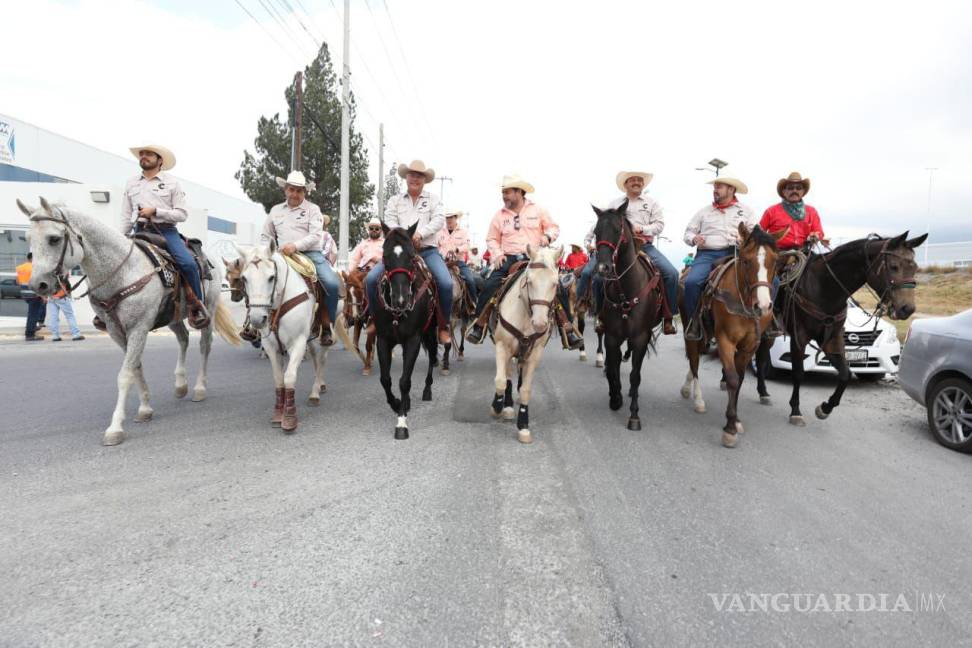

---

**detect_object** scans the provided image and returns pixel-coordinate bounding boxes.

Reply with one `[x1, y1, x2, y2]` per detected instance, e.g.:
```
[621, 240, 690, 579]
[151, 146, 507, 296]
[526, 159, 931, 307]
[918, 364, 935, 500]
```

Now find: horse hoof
[735, 421, 745, 434]
[722, 432, 738, 448]
[134, 408, 153, 423]
[502, 407, 515, 421]
[609, 397, 623, 411]
[102, 430, 125, 446]
[191, 389, 206, 402]
[627, 418, 642, 431]
[306, 396, 320, 406]
[320, 385, 327, 393]
[457, 353, 464, 361]
[815, 404, 829, 420]
[595, 356, 604, 368]
[440, 368, 450, 376]
[789, 415, 806, 427]
[720, 381, 727, 392]
[694, 403, 706, 414]
[680, 385, 691, 399]
[518, 429, 533, 444]
[760, 396, 772, 406]
[362, 367, 371, 376]
[579, 352, 587, 361]
[422, 390, 432, 402]
[394, 427, 409, 440]
[174, 384, 188, 399]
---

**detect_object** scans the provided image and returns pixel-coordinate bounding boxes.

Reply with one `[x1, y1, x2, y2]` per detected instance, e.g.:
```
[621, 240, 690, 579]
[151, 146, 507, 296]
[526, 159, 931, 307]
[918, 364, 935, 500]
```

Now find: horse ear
[888, 231, 908, 248]
[772, 225, 790, 242]
[381, 222, 390, 236]
[905, 233, 928, 249]
[616, 199, 629, 215]
[407, 222, 418, 239]
[591, 204, 602, 218]
[526, 243, 535, 259]
[39, 196, 54, 214]
[16, 199, 34, 217]
[737, 221, 750, 241]
[267, 237, 277, 255]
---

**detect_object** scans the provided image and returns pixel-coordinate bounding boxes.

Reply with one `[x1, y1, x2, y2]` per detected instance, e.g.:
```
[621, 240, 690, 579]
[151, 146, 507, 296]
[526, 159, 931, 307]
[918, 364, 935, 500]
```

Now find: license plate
[845, 350, 868, 362]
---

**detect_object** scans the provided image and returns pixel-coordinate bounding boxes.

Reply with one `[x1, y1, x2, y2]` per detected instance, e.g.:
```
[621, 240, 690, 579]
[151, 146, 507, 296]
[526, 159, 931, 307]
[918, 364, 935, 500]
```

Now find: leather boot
[466, 305, 492, 344]
[187, 296, 211, 329]
[684, 314, 704, 342]
[663, 318, 677, 335]
[320, 324, 334, 346]
[271, 387, 285, 427]
[766, 313, 784, 338]
[555, 309, 584, 350]
[438, 327, 451, 345]
[281, 388, 298, 432]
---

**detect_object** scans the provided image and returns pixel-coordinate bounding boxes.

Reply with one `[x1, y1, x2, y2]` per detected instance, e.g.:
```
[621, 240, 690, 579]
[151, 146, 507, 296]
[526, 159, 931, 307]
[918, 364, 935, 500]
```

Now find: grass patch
[853, 268, 972, 340]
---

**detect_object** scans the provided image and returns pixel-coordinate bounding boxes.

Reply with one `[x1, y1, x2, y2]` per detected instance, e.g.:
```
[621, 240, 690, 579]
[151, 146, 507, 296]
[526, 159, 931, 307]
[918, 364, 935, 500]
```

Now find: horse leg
[515, 351, 542, 444]
[755, 335, 772, 405]
[264, 338, 285, 427]
[492, 344, 512, 419]
[441, 340, 451, 376]
[191, 320, 213, 402]
[788, 335, 807, 426]
[104, 328, 149, 446]
[458, 318, 467, 361]
[503, 356, 516, 420]
[578, 316, 587, 361]
[680, 339, 706, 413]
[307, 340, 324, 406]
[170, 320, 190, 398]
[605, 334, 623, 411]
[364, 328, 376, 376]
[595, 328, 605, 368]
[626, 342, 648, 431]
[423, 335, 435, 401]
[817, 339, 850, 420]
[717, 338, 741, 448]
[132, 363, 153, 423]
[376, 336, 401, 415]
[395, 336, 422, 439]
[280, 336, 306, 432]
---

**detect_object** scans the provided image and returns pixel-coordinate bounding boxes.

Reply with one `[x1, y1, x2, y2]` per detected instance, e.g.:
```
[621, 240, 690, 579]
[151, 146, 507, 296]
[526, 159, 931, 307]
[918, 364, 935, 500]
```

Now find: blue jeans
[642, 243, 678, 316]
[24, 294, 45, 337]
[456, 260, 479, 303]
[475, 254, 524, 316]
[683, 247, 734, 317]
[367, 247, 453, 319]
[304, 251, 340, 322]
[46, 296, 81, 338]
[152, 225, 203, 302]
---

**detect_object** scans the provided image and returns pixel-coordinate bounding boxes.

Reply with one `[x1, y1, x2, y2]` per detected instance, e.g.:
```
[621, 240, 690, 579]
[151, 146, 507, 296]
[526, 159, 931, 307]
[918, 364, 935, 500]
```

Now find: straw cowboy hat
[367, 217, 381, 227]
[130, 144, 176, 171]
[570, 243, 584, 252]
[276, 170, 316, 193]
[445, 210, 463, 219]
[707, 176, 749, 194]
[501, 174, 534, 194]
[616, 171, 653, 192]
[777, 171, 811, 198]
[321, 213, 332, 226]
[398, 160, 435, 183]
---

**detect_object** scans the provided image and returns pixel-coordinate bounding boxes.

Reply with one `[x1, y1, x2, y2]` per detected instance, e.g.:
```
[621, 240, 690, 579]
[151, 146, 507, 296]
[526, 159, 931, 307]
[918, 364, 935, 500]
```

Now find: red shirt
[563, 250, 589, 270]
[759, 203, 825, 250]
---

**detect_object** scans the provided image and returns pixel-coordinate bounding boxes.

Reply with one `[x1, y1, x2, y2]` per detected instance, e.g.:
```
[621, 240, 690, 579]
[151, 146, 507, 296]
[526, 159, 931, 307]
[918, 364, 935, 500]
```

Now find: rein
[497, 261, 553, 361]
[596, 222, 660, 320]
[377, 254, 434, 330]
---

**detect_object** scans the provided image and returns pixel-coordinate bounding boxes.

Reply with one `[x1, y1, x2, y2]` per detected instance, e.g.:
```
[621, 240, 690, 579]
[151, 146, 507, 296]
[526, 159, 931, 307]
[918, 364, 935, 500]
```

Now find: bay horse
[591, 200, 665, 431]
[679, 223, 786, 448]
[19, 197, 240, 446]
[563, 269, 590, 362]
[341, 266, 376, 375]
[374, 223, 438, 440]
[488, 244, 563, 443]
[754, 231, 927, 425]
[437, 255, 474, 375]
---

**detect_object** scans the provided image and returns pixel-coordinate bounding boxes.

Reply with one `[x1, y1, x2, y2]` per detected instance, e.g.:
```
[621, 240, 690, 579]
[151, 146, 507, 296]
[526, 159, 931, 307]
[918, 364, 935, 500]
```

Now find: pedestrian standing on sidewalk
[45, 284, 85, 341]
[16, 252, 46, 341]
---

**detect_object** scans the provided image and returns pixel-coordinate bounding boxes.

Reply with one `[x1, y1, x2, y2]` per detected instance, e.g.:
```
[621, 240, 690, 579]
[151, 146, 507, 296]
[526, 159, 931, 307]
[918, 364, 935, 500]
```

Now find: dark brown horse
[754, 231, 927, 425]
[341, 267, 376, 375]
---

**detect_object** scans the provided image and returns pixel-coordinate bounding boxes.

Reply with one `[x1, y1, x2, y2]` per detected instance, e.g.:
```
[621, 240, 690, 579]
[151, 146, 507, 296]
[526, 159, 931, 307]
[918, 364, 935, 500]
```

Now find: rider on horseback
[437, 211, 478, 304]
[349, 217, 385, 271]
[682, 176, 759, 341]
[466, 174, 584, 350]
[261, 170, 340, 346]
[365, 160, 454, 345]
[119, 144, 210, 329]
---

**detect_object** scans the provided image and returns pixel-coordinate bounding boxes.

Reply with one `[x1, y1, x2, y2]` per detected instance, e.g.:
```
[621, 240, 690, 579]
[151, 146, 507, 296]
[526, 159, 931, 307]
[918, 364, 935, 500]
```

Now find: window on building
[207, 216, 237, 235]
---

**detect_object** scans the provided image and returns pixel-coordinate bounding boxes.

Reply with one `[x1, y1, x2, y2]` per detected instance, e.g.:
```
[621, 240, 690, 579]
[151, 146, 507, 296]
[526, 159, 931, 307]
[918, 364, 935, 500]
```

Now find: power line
[275, 0, 321, 49]
[256, 0, 305, 50]
[234, 0, 304, 66]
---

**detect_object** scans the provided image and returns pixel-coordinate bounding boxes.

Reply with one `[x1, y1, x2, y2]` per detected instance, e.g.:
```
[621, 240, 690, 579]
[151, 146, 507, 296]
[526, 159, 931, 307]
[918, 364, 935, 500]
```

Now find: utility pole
[438, 175, 453, 204]
[338, 0, 351, 268]
[293, 71, 303, 171]
[924, 167, 938, 266]
[377, 123, 385, 223]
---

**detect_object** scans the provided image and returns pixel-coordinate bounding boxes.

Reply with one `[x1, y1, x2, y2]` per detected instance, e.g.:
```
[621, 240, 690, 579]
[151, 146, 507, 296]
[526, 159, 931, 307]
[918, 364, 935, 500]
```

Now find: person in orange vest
[16, 253, 47, 341]
[45, 282, 85, 341]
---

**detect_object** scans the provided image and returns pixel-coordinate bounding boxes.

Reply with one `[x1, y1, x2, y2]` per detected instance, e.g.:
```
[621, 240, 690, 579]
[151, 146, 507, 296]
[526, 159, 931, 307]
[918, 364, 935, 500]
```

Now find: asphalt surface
[1, 326, 969, 647]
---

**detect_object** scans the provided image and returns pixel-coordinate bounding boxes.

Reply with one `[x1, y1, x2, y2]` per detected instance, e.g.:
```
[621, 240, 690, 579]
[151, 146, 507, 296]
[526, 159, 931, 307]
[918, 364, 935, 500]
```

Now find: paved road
[1, 327, 969, 647]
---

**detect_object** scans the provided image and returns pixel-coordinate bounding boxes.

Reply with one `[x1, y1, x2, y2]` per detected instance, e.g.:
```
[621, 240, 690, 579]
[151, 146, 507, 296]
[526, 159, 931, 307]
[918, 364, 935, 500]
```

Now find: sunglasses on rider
[367, 226, 381, 231]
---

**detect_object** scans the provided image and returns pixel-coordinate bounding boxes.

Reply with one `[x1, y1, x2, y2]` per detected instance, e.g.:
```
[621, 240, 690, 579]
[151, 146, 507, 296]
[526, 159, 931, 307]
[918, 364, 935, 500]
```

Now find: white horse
[19, 197, 240, 446]
[235, 241, 340, 432]
[489, 244, 563, 444]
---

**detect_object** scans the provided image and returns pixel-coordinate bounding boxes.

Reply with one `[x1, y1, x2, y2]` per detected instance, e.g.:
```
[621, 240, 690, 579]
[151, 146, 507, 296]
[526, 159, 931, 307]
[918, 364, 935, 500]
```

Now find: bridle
[595, 222, 638, 282]
[594, 218, 659, 319]
[497, 261, 555, 361]
[732, 243, 775, 313]
[377, 249, 433, 329]
[818, 236, 917, 319]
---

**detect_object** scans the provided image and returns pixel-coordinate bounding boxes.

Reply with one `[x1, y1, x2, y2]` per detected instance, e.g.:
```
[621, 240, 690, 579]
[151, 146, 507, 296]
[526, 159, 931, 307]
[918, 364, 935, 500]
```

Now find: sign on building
[0, 120, 15, 163]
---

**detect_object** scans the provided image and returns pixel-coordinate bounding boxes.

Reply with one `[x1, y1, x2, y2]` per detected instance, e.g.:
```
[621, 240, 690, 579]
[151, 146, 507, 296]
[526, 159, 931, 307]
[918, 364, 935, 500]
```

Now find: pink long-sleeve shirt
[437, 226, 470, 260]
[348, 237, 385, 270]
[486, 200, 559, 261]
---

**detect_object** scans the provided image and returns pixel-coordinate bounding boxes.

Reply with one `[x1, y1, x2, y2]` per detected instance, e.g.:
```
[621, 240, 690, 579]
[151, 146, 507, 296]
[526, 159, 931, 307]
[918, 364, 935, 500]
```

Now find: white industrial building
[0, 113, 267, 325]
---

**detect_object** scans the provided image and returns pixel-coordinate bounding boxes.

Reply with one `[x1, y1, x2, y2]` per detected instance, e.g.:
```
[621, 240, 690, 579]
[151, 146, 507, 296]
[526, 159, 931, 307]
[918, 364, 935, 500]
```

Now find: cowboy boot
[438, 327, 451, 345]
[766, 312, 784, 338]
[466, 304, 493, 344]
[663, 317, 677, 335]
[555, 308, 584, 351]
[684, 313, 704, 342]
[281, 388, 298, 432]
[185, 290, 210, 330]
[271, 387, 285, 427]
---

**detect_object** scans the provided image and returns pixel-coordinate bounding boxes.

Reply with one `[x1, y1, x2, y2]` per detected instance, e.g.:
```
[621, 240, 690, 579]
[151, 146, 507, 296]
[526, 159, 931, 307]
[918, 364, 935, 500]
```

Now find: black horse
[374, 223, 438, 440]
[755, 231, 927, 425]
[592, 200, 665, 430]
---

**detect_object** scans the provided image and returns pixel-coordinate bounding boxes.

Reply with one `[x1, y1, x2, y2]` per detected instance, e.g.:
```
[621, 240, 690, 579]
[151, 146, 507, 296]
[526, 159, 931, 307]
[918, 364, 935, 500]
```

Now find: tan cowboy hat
[570, 243, 583, 251]
[616, 171, 653, 192]
[130, 144, 176, 171]
[501, 174, 534, 193]
[707, 176, 748, 195]
[275, 170, 316, 193]
[366, 216, 382, 227]
[398, 160, 435, 183]
[777, 171, 811, 198]
[322, 213, 332, 227]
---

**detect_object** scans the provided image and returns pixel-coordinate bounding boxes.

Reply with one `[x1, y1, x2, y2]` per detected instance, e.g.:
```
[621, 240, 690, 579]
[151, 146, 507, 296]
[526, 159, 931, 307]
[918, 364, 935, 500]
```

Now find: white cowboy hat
[397, 160, 435, 183]
[275, 170, 316, 192]
[445, 210, 463, 218]
[367, 217, 382, 227]
[616, 171, 653, 192]
[707, 176, 749, 195]
[130, 144, 176, 171]
[321, 213, 332, 226]
[501, 174, 534, 194]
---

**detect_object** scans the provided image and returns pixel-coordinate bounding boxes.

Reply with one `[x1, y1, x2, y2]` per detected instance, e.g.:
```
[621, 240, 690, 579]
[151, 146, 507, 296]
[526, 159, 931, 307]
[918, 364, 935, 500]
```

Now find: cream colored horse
[489, 245, 563, 443]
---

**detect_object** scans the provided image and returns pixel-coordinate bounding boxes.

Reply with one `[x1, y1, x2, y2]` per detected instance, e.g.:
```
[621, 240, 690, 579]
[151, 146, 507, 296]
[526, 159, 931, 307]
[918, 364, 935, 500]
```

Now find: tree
[236, 43, 374, 249]
[381, 163, 400, 211]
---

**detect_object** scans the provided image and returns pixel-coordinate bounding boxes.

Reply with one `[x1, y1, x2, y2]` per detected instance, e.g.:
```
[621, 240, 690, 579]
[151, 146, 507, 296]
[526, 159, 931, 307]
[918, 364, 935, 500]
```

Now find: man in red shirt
[563, 244, 588, 271]
[759, 171, 825, 251]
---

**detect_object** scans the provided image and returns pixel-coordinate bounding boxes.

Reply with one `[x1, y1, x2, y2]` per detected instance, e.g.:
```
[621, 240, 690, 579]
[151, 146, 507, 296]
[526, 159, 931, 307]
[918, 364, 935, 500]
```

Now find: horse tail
[334, 311, 364, 362]
[213, 299, 242, 346]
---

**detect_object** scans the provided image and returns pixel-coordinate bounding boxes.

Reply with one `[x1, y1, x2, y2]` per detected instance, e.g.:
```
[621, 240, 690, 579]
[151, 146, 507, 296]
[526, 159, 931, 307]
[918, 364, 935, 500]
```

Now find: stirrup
[467, 322, 487, 344]
[684, 316, 704, 342]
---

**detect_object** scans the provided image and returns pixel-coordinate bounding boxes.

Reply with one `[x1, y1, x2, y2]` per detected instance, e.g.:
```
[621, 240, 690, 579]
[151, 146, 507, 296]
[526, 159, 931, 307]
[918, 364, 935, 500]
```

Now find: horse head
[236, 241, 279, 330]
[18, 197, 84, 297]
[737, 222, 787, 315]
[222, 256, 245, 302]
[865, 230, 928, 320]
[524, 243, 563, 332]
[591, 200, 629, 278]
[381, 222, 419, 310]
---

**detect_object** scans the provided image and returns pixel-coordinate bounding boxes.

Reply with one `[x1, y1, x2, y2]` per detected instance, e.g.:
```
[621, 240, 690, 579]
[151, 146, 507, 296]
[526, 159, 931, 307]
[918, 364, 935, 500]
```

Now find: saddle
[492, 259, 530, 306]
[273, 253, 331, 341]
[697, 257, 761, 319]
[446, 262, 476, 316]
[131, 230, 214, 283]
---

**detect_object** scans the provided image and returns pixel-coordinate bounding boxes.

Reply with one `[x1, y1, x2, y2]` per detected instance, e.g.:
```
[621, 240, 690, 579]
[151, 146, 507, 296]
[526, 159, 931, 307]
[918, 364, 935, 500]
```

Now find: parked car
[765, 299, 901, 380]
[898, 309, 972, 453]
[1, 277, 24, 299]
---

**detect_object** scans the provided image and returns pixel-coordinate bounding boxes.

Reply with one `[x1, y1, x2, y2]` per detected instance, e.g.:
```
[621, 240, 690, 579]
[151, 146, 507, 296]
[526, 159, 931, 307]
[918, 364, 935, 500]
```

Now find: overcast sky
[3, 0, 970, 260]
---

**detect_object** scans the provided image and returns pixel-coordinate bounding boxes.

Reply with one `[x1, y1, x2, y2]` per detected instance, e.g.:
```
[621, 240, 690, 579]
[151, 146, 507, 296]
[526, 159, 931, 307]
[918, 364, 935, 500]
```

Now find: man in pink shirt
[437, 211, 478, 303]
[467, 175, 583, 349]
[348, 217, 385, 271]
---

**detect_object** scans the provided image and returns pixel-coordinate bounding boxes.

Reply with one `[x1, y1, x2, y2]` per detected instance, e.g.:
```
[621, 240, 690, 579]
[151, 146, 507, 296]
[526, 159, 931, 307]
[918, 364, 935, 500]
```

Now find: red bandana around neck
[713, 198, 739, 212]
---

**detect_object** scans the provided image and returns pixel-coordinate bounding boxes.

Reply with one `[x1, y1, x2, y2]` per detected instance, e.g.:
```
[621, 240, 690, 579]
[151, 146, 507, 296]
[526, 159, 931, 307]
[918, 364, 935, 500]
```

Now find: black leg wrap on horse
[504, 380, 514, 408]
[492, 393, 505, 415]
[517, 404, 529, 430]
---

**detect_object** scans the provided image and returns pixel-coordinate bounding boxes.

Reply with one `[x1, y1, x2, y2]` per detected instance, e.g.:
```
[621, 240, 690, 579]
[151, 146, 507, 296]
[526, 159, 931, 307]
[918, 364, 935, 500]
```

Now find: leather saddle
[131, 230, 213, 283]
[446, 261, 476, 316]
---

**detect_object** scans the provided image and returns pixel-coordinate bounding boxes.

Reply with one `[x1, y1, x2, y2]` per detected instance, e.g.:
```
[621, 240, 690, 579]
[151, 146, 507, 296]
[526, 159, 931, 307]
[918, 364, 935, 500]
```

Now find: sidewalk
[0, 315, 107, 341]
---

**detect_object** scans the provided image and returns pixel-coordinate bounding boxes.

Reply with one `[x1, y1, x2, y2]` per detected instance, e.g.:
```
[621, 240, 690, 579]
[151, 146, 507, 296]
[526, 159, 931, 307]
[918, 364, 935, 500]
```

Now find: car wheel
[927, 377, 972, 453]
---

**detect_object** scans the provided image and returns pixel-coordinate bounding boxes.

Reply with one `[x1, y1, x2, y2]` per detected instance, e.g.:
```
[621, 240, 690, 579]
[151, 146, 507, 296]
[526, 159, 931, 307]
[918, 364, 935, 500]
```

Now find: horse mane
[820, 235, 885, 263]
[745, 225, 779, 250]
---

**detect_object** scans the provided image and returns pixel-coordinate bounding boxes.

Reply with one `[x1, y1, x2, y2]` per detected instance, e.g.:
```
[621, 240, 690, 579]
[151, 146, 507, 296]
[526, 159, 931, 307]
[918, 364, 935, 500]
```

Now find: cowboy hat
[398, 160, 435, 183]
[275, 170, 316, 192]
[501, 174, 534, 194]
[130, 144, 176, 171]
[777, 171, 810, 198]
[445, 210, 463, 218]
[322, 213, 332, 227]
[570, 243, 583, 251]
[366, 217, 382, 227]
[707, 176, 748, 194]
[616, 171, 653, 192]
